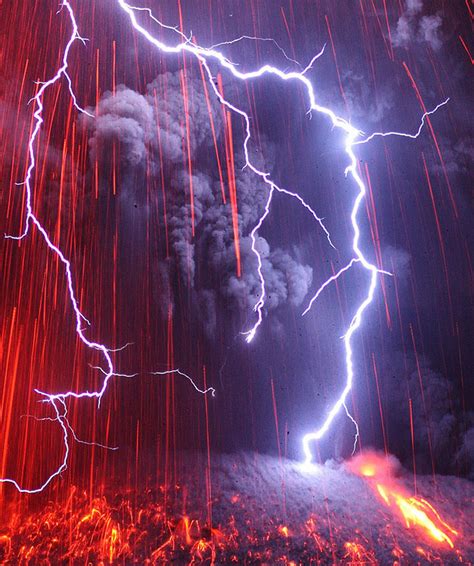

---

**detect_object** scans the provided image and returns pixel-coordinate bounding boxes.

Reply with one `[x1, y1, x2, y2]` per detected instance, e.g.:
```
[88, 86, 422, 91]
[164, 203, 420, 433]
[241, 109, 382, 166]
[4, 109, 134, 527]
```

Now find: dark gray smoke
[82, 71, 314, 333]
[379, 350, 474, 477]
[86, 86, 154, 167]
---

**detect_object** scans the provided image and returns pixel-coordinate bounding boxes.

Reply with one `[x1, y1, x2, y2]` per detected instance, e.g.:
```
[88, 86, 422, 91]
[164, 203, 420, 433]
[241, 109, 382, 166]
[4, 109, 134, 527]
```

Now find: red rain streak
[458, 35, 474, 64]
[177, 1, 196, 237]
[0, 1, 471, 562]
[217, 73, 242, 278]
[402, 62, 458, 218]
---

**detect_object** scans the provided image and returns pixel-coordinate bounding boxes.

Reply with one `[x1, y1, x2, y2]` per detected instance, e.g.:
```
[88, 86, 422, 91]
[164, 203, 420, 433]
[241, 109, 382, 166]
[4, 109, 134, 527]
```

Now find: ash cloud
[82, 72, 224, 171]
[418, 14, 443, 51]
[380, 351, 473, 477]
[83, 71, 314, 333]
[392, 0, 443, 51]
[85, 86, 154, 168]
[168, 170, 215, 281]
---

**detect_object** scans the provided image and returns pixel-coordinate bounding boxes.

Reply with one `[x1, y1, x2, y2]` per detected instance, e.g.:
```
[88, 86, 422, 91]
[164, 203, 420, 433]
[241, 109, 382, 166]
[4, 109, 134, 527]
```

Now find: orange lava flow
[352, 453, 458, 550]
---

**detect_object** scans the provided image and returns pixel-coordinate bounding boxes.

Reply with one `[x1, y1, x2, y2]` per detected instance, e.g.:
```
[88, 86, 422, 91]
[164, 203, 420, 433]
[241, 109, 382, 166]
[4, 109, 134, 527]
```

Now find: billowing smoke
[86, 86, 154, 167]
[82, 71, 313, 334]
[392, 0, 443, 51]
[377, 349, 474, 477]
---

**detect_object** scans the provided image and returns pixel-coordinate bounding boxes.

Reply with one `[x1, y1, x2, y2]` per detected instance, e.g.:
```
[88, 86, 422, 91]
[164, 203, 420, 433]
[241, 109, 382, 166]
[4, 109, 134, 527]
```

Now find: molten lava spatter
[350, 452, 459, 551]
[1, 452, 471, 564]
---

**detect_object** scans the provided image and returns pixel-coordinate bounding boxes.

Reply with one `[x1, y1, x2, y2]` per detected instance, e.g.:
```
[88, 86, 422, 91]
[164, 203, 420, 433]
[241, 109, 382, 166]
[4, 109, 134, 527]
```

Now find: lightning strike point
[1, 0, 450, 491]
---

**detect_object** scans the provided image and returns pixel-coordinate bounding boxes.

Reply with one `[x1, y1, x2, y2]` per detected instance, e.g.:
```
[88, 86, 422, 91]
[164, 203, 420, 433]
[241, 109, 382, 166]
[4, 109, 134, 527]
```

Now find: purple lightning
[0, 1, 213, 494]
[1, 1, 449, 492]
[1, 0, 111, 493]
[115, 0, 447, 466]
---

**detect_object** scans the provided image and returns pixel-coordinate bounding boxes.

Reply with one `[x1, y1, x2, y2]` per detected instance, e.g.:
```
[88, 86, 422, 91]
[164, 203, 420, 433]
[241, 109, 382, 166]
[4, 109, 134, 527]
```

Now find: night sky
[0, 0, 472, 497]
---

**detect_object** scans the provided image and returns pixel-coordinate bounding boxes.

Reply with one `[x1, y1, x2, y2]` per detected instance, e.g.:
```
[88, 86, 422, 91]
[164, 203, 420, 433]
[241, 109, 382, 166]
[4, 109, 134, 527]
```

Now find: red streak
[459, 35, 474, 64]
[324, 15, 348, 113]
[403, 62, 458, 218]
[364, 163, 391, 328]
[179, 69, 195, 237]
[371, 353, 388, 455]
[421, 152, 454, 330]
[216, 74, 241, 278]
[178, 1, 195, 236]
[196, 51, 227, 204]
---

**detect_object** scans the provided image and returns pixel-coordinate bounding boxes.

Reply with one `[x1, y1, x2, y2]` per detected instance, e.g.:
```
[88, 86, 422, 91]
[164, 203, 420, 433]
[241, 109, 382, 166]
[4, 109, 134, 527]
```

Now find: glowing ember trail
[0, 0, 451, 493]
[351, 453, 458, 550]
[0, 2, 214, 493]
[1, 452, 469, 563]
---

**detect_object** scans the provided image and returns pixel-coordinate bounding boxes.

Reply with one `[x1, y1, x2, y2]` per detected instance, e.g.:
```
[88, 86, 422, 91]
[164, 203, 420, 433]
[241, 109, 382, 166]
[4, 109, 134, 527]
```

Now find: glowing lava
[351, 452, 458, 550]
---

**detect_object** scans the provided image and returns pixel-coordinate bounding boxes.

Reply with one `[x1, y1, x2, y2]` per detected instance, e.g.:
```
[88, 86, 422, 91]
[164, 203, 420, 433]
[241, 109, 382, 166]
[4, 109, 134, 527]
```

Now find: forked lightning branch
[0, 0, 448, 492]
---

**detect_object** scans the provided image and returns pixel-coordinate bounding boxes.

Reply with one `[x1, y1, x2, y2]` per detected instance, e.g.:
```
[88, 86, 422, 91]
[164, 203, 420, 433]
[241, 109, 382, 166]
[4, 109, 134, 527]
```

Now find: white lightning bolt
[115, 1, 447, 466]
[1, 1, 449, 493]
[0, 1, 213, 493]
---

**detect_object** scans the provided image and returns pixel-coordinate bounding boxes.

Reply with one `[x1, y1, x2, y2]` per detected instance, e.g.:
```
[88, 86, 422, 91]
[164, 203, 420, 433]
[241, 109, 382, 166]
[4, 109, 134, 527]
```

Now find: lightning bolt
[0, 1, 213, 494]
[115, 1, 448, 466]
[1, 1, 449, 492]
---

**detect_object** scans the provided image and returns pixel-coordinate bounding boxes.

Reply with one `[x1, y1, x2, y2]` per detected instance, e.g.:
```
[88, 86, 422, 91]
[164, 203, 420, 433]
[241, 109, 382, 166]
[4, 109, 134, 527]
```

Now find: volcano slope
[1, 450, 472, 564]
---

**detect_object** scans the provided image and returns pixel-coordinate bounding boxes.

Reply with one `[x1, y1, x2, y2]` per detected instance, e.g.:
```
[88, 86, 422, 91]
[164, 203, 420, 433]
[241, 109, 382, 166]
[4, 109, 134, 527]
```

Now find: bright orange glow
[376, 484, 390, 505]
[108, 526, 119, 563]
[394, 495, 457, 548]
[350, 453, 458, 550]
[344, 540, 377, 564]
[79, 507, 101, 523]
[278, 525, 290, 538]
[360, 463, 376, 477]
